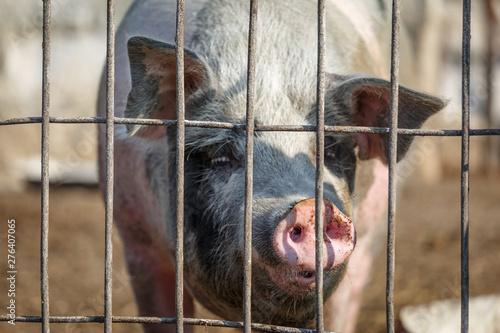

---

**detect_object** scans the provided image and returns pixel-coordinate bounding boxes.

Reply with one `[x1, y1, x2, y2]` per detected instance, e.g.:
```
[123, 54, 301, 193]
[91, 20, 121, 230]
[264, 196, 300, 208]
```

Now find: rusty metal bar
[0, 315, 340, 333]
[461, 0, 471, 331]
[315, 0, 326, 332]
[1, 116, 499, 136]
[386, 1, 401, 332]
[40, 0, 51, 332]
[244, 1, 258, 333]
[175, 1, 186, 333]
[104, 0, 116, 332]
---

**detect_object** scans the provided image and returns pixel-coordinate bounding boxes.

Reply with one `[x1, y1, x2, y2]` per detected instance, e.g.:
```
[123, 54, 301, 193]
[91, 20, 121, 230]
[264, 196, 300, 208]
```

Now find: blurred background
[0, 0, 499, 332]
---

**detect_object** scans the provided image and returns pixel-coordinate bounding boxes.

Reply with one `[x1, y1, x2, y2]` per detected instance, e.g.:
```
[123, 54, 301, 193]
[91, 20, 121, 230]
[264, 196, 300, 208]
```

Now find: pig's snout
[272, 198, 356, 287]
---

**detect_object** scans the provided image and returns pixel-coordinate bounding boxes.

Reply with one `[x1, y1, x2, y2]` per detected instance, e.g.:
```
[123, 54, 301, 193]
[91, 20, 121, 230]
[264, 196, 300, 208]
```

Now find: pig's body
[97, 1, 443, 332]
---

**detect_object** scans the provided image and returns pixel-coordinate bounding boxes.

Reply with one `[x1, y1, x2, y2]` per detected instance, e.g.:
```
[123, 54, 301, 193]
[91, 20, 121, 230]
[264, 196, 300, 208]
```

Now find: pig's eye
[324, 146, 337, 160]
[210, 155, 231, 167]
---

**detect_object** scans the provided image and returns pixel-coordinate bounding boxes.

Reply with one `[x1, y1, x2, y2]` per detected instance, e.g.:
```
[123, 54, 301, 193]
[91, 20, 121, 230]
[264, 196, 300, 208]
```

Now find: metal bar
[104, 0, 116, 332]
[386, 1, 401, 332]
[461, 0, 471, 331]
[315, 0, 326, 332]
[40, 0, 51, 332]
[244, 1, 258, 333]
[1, 114, 500, 136]
[0, 315, 340, 333]
[175, 1, 186, 333]
[1, 117, 500, 136]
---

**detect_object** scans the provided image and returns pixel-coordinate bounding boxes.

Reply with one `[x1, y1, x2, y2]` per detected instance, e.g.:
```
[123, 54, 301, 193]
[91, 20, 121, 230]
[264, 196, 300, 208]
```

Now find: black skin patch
[165, 124, 357, 326]
[324, 135, 357, 193]
[167, 128, 233, 277]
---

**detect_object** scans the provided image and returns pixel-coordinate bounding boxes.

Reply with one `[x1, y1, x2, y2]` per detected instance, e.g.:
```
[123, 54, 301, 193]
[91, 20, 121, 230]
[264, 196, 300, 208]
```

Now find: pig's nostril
[325, 224, 333, 238]
[290, 226, 302, 242]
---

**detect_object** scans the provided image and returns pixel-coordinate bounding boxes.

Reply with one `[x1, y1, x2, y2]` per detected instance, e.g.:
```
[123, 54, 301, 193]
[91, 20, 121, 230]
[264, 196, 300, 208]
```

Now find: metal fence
[1, 0, 499, 333]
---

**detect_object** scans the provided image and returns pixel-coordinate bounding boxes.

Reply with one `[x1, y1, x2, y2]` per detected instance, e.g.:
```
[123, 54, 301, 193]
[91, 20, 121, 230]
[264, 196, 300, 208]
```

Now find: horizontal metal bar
[0, 316, 340, 333]
[0, 117, 104, 125]
[1, 116, 499, 136]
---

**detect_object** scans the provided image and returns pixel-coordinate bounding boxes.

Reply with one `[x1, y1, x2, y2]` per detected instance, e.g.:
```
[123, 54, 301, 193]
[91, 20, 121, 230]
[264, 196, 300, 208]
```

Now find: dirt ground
[1, 169, 499, 333]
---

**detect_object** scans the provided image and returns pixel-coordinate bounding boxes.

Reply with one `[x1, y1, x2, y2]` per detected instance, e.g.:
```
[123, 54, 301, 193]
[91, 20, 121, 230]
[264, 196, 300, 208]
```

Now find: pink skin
[97, 3, 207, 332]
[267, 198, 356, 295]
[97, 132, 196, 333]
[324, 160, 389, 332]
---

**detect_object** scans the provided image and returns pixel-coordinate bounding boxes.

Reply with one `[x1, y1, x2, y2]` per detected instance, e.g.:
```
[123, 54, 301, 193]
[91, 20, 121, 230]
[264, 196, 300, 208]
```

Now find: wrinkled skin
[97, 1, 445, 332]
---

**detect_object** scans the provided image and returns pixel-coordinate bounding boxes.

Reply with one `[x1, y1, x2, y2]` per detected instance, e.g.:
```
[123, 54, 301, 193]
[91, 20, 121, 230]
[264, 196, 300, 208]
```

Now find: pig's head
[124, 37, 446, 327]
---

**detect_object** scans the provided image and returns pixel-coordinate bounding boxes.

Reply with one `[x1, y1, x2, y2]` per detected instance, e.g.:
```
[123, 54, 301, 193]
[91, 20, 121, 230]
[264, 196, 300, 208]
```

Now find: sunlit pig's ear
[326, 74, 447, 164]
[125, 36, 215, 139]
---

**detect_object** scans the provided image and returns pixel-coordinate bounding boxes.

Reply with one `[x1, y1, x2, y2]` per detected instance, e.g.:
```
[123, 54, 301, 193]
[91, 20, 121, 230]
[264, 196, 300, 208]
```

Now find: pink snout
[273, 198, 356, 282]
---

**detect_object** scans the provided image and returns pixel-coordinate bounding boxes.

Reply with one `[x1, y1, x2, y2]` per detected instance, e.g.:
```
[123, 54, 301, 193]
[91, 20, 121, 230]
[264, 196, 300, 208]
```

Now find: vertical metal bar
[386, 1, 400, 332]
[175, 1, 186, 333]
[41, 0, 51, 332]
[315, 0, 326, 332]
[244, 1, 258, 333]
[461, 0, 471, 332]
[104, 0, 116, 332]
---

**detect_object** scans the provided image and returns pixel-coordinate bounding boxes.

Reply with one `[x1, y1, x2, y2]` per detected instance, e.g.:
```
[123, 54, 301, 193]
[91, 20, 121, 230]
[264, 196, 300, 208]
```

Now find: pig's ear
[125, 36, 214, 139]
[326, 74, 447, 163]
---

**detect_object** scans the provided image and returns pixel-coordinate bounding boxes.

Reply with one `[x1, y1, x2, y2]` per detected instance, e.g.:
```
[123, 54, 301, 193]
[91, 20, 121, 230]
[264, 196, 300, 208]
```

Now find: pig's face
[124, 37, 445, 326]
[176, 121, 357, 326]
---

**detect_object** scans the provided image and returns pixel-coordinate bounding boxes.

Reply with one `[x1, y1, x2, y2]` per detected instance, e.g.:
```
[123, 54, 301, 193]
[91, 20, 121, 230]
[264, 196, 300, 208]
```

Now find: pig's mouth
[292, 270, 317, 292]
[266, 266, 314, 294]
[299, 270, 315, 279]
[296, 270, 316, 288]
[258, 262, 343, 296]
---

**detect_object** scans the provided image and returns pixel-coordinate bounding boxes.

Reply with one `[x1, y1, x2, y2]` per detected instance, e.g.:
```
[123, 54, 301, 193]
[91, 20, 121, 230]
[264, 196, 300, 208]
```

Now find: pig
[97, 0, 446, 332]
